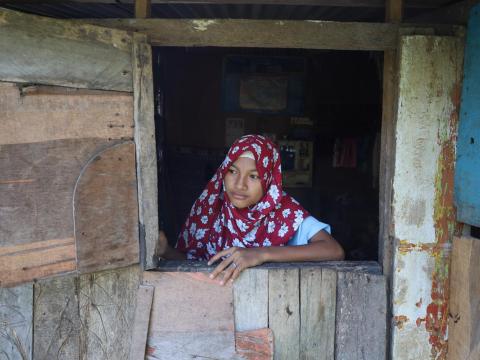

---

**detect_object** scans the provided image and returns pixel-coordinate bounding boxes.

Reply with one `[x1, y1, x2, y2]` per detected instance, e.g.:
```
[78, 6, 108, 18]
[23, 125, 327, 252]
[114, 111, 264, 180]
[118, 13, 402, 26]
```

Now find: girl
[158, 135, 344, 285]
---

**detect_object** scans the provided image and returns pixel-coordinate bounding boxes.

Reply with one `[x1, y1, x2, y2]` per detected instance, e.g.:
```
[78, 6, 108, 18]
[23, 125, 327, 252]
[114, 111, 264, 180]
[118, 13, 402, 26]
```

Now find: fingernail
[207, 262, 211, 265]
[209, 274, 213, 279]
[220, 281, 224, 286]
[230, 279, 233, 283]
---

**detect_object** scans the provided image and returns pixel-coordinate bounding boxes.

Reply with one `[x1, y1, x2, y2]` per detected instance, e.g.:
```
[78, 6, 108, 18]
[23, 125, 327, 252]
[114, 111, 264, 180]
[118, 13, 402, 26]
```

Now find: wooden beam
[386, 0, 403, 22]
[0, 8, 133, 91]
[83, 19, 398, 51]
[132, 33, 159, 270]
[135, 0, 151, 18]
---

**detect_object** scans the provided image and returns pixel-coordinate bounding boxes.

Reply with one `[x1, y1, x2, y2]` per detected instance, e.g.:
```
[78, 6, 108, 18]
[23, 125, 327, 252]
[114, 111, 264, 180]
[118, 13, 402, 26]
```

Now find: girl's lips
[231, 192, 248, 200]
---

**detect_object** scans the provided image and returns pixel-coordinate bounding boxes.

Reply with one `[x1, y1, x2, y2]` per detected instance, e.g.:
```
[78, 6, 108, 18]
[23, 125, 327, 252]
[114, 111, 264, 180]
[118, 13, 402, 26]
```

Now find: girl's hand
[207, 247, 266, 285]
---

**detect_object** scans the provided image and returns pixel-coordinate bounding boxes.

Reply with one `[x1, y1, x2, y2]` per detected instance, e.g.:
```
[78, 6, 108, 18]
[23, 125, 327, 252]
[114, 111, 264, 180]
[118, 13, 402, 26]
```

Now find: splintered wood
[0, 82, 138, 286]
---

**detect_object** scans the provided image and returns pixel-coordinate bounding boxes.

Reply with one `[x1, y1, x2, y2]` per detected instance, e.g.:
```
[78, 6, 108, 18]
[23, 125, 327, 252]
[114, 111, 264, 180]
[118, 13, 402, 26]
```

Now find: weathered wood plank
[33, 276, 80, 359]
[135, 0, 151, 18]
[447, 236, 480, 360]
[335, 272, 386, 360]
[0, 83, 133, 145]
[74, 141, 139, 274]
[156, 260, 382, 273]
[79, 265, 140, 360]
[0, 284, 33, 360]
[300, 268, 336, 360]
[84, 19, 397, 51]
[143, 271, 237, 359]
[0, 9, 133, 91]
[233, 268, 268, 332]
[390, 35, 464, 359]
[132, 34, 159, 270]
[269, 268, 300, 360]
[129, 284, 154, 360]
[236, 328, 274, 360]
[0, 82, 136, 285]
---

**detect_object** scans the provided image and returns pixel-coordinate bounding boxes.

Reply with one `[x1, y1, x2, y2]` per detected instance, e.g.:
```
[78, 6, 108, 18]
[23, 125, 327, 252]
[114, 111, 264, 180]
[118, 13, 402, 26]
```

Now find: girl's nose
[235, 174, 248, 190]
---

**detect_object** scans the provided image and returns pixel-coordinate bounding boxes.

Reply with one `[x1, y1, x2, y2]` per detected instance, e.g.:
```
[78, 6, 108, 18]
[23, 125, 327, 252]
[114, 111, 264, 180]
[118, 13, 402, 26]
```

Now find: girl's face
[224, 156, 264, 209]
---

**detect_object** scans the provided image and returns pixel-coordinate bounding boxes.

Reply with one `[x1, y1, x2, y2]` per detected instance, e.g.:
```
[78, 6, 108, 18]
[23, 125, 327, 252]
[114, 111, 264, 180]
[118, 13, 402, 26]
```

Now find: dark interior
[154, 46, 382, 261]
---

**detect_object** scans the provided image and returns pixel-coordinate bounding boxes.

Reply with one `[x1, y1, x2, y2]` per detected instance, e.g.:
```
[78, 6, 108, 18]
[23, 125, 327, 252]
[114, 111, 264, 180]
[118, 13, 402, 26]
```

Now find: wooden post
[381, 0, 402, 358]
[132, 33, 159, 269]
[135, 0, 151, 19]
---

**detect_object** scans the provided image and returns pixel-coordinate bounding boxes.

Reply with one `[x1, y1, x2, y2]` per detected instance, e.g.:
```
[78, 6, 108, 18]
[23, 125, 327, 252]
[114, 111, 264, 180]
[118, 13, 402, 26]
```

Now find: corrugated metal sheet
[0, 2, 454, 22]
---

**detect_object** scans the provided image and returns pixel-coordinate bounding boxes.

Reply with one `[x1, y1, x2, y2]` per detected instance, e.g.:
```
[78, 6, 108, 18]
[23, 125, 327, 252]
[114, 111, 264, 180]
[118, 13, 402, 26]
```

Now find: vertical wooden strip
[447, 236, 480, 360]
[269, 268, 300, 360]
[0, 284, 33, 360]
[79, 265, 140, 360]
[133, 33, 159, 270]
[233, 268, 268, 332]
[33, 276, 80, 359]
[335, 272, 386, 360]
[135, 0, 151, 19]
[300, 268, 336, 360]
[129, 284, 154, 360]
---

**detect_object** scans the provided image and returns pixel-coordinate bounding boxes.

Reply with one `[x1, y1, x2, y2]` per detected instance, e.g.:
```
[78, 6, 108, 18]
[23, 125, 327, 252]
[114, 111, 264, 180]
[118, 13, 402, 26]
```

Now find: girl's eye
[228, 168, 237, 174]
[250, 174, 260, 180]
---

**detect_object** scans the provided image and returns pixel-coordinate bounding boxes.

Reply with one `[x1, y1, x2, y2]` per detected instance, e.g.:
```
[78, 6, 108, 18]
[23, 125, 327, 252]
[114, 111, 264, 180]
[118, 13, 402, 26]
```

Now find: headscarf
[176, 134, 309, 260]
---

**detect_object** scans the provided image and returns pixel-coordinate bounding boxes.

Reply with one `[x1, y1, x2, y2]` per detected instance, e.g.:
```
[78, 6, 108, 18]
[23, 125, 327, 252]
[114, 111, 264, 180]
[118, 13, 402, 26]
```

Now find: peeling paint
[423, 74, 463, 360]
[191, 20, 217, 32]
[394, 315, 410, 329]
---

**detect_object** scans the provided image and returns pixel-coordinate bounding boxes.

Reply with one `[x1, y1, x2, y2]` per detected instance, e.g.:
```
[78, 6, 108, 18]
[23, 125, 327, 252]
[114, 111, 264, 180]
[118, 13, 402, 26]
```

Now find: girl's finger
[220, 263, 236, 286]
[208, 247, 235, 266]
[229, 266, 242, 283]
[209, 256, 234, 280]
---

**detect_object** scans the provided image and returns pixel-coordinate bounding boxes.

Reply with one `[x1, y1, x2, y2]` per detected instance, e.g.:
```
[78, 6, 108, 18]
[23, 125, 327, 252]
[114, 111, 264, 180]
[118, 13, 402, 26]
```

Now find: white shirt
[287, 216, 331, 246]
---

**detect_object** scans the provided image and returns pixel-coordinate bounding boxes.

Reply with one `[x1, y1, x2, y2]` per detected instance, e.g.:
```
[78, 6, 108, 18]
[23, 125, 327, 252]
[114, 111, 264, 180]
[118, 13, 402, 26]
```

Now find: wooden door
[0, 8, 158, 287]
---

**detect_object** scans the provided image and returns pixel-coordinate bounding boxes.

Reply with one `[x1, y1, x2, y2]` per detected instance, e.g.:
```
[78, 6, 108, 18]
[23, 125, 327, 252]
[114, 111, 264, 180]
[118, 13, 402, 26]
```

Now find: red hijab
[176, 135, 309, 260]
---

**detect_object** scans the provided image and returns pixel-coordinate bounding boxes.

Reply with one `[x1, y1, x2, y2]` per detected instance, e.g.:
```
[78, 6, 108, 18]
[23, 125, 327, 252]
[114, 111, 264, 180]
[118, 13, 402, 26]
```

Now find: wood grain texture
[236, 328, 274, 360]
[74, 141, 139, 274]
[79, 265, 140, 360]
[143, 271, 237, 359]
[233, 268, 268, 332]
[0, 8, 133, 91]
[0, 82, 133, 145]
[0, 139, 114, 286]
[129, 284, 154, 360]
[85, 19, 397, 51]
[268, 268, 300, 360]
[0, 284, 33, 360]
[300, 268, 336, 360]
[132, 34, 159, 270]
[335, 272, 386, 360]
[33, 276, 80, 360]
[447, 236, 480, 360]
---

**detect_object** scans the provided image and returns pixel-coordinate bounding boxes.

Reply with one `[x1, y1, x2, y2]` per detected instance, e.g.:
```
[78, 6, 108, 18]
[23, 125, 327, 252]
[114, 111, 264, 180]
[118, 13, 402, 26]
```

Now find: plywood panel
[75, 142, 139, 274]
[0, 284, 33, 360]
[233, 268, 268, 332]
[0, 9, 133, 91]
[79, 265, 140, 360]
[447, 236, 480, 360]
[33, 276, 80, 359]
[300, 268, 336, 360]
[268, 268, 300, 360]
[143, 271, 237, 359]
[335, 272, 386, 360]
[0, 83, 133, 145]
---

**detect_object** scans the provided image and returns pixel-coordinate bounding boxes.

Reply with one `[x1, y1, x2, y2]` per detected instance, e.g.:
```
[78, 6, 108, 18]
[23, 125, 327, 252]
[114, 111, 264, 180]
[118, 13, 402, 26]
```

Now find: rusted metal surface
[391, 36, 464, 359]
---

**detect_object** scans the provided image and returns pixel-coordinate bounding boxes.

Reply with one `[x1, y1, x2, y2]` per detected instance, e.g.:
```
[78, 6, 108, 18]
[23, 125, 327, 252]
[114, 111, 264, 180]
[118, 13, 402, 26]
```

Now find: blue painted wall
[455, 4, 480, 227]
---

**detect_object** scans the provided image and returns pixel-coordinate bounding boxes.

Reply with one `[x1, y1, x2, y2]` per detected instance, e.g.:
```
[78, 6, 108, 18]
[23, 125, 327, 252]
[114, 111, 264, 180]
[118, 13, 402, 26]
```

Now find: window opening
[154, 46, 382, 261]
